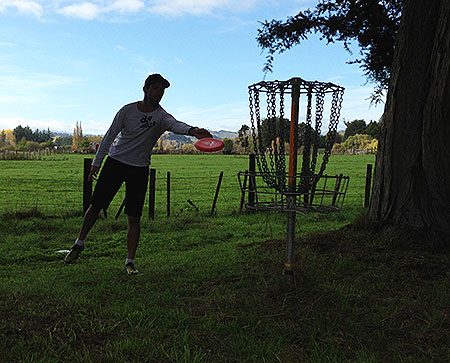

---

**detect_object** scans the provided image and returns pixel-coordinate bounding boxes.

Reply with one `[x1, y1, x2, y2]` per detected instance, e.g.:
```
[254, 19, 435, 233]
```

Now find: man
[64, 74, 212, 274]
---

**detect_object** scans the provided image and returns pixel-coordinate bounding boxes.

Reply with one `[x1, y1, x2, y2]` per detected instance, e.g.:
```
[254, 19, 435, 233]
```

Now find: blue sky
[0, 0, 384, 135]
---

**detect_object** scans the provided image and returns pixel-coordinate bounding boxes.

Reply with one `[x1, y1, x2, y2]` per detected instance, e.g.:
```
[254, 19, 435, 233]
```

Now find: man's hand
[189, 127, 213, 139]
[88, 165, 100, 181]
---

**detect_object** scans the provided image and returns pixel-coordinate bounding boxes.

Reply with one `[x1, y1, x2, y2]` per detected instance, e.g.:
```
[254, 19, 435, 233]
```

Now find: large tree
[369, 0, 450, 241]
[257, 0, 450, 243]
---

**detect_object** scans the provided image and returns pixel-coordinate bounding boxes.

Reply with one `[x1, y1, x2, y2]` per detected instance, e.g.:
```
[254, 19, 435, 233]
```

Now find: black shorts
[91, 157, 149, 217]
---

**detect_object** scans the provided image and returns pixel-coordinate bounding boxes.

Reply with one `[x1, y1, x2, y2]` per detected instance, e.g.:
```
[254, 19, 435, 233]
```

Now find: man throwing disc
[64, 74, 212, 274]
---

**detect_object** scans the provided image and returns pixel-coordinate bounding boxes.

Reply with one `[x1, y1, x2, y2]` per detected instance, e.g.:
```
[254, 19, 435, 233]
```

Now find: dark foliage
[343, 119, 367, 140]
[258, 117, 323, 149]
[13, 125, 53, 143]
[257, 0, 403, 103]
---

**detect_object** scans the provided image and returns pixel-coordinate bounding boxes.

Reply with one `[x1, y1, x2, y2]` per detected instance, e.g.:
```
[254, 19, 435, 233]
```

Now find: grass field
[1, 154, 449, 362]
[0, 153, 374, 216]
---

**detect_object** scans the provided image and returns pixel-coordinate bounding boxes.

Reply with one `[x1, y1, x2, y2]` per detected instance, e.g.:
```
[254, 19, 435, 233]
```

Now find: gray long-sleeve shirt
[92, 102, 193, 167]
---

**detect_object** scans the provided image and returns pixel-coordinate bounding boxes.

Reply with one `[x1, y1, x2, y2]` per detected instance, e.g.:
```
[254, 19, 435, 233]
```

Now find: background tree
[344, 134, 377, 154]
[222, 138, 235, 155]
[80, 137, 90, 150]
[31, 127, 52, 143]
[238, 125, 250, 153]
[257, 0, 403, 102]
[259, 117, 290, 149]
[71, 121, 83, 150]
[365, 121, 381, 140]
[12, 125, 52, 143]
[180, 143, 197, 154]
[13, 125, 33, 142]
[54, 136, 73, 149]
[258, 117, 324, 151]
[157, 133, 165, 153]
[0, 129, 16, 148]
[343, 119, 367, 140]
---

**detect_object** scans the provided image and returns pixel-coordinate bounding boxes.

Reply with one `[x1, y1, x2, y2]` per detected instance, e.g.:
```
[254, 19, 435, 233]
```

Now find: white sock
[125, 258, 134, 266]
[75, 239, 85, 247]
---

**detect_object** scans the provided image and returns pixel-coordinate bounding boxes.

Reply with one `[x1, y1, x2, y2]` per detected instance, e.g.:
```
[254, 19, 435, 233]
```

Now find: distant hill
[211, 130, 238, 140]
[163, 133, 191, 144]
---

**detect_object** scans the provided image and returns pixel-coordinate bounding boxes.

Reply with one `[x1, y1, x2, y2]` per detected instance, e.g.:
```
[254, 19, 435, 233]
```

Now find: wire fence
[0, 154, 374, 217]
[0, 169, 243, 217]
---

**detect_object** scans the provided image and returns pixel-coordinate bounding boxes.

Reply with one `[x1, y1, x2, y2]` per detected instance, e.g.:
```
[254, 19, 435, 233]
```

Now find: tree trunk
[369, 0, 450, 240]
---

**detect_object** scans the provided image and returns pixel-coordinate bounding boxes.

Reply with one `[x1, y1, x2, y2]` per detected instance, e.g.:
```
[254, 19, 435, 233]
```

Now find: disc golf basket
[238, 77, 348, 277]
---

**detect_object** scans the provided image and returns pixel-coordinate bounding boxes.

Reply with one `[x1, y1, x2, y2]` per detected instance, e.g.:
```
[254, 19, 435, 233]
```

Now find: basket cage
[242, 77, 348, 212]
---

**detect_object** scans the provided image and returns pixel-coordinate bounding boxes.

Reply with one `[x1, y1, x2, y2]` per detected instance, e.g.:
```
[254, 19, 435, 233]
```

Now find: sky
[0, 0, 385, 135]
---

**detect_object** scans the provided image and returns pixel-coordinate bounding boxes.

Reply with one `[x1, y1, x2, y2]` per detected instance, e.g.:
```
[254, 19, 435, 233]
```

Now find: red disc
[194, 138, 225, 152]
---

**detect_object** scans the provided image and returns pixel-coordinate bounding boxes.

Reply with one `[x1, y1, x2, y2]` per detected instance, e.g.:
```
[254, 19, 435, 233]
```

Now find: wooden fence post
[331, 174, 343, 207]
[210, 171, 224, 216]
[149, 168, 156, 220]
[83, 158, 93, 214]
[248, 154, 256, 207]
[239, 171, 248, 211]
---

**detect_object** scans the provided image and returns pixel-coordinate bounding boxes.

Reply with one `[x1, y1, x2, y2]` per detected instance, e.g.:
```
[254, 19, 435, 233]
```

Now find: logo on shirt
[140, 116, 156, 129]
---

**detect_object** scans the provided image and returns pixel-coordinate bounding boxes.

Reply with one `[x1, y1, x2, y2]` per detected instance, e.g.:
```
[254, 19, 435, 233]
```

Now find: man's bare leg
[126, 215, 141, 259]
[78, 204, 100, 241]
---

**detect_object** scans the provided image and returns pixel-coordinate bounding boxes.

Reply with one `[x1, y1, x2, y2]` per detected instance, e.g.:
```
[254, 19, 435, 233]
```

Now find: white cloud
[58, 2, 101, 20]
[0, 0, 260, 19]
[107, 0, 144, 13]
[0, 40, 16, 47]
[0, 95, 18, 103]
[148, 0, 257, 17]
[148, 0, 221, 16]
[0, 0, 43, 17]
[56, 0, 144, 19]
[81, 119, 110, 134]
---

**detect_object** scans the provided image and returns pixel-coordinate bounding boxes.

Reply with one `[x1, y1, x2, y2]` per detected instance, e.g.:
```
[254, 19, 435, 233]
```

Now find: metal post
[285, 84, 300, 278]
[248, 154, 256, 207]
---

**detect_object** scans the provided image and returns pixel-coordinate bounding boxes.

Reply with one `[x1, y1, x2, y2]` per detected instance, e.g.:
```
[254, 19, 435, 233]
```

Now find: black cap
[144, 74, 170, 89]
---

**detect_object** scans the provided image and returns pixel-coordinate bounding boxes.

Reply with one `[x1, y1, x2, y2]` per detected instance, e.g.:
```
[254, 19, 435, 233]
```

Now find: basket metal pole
[285, 83, 300, 278]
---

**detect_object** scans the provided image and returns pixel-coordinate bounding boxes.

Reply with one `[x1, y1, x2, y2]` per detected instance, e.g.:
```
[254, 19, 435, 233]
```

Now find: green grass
[0, 153, 374, 215]
[2, 154, 449, 362]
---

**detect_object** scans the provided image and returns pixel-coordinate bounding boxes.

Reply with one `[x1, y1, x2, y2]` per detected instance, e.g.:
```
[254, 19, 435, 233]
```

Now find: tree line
[223, 118, 381, 155]
[0, 123, 99, 152]
[0, 126, 55, 152]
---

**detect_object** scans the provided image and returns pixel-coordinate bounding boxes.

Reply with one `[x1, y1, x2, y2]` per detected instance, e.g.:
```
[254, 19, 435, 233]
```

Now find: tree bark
[369, 0, 450, 239]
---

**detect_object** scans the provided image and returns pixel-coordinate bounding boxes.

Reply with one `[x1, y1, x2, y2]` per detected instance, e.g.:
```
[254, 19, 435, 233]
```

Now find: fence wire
[0, 172, 242, 217]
